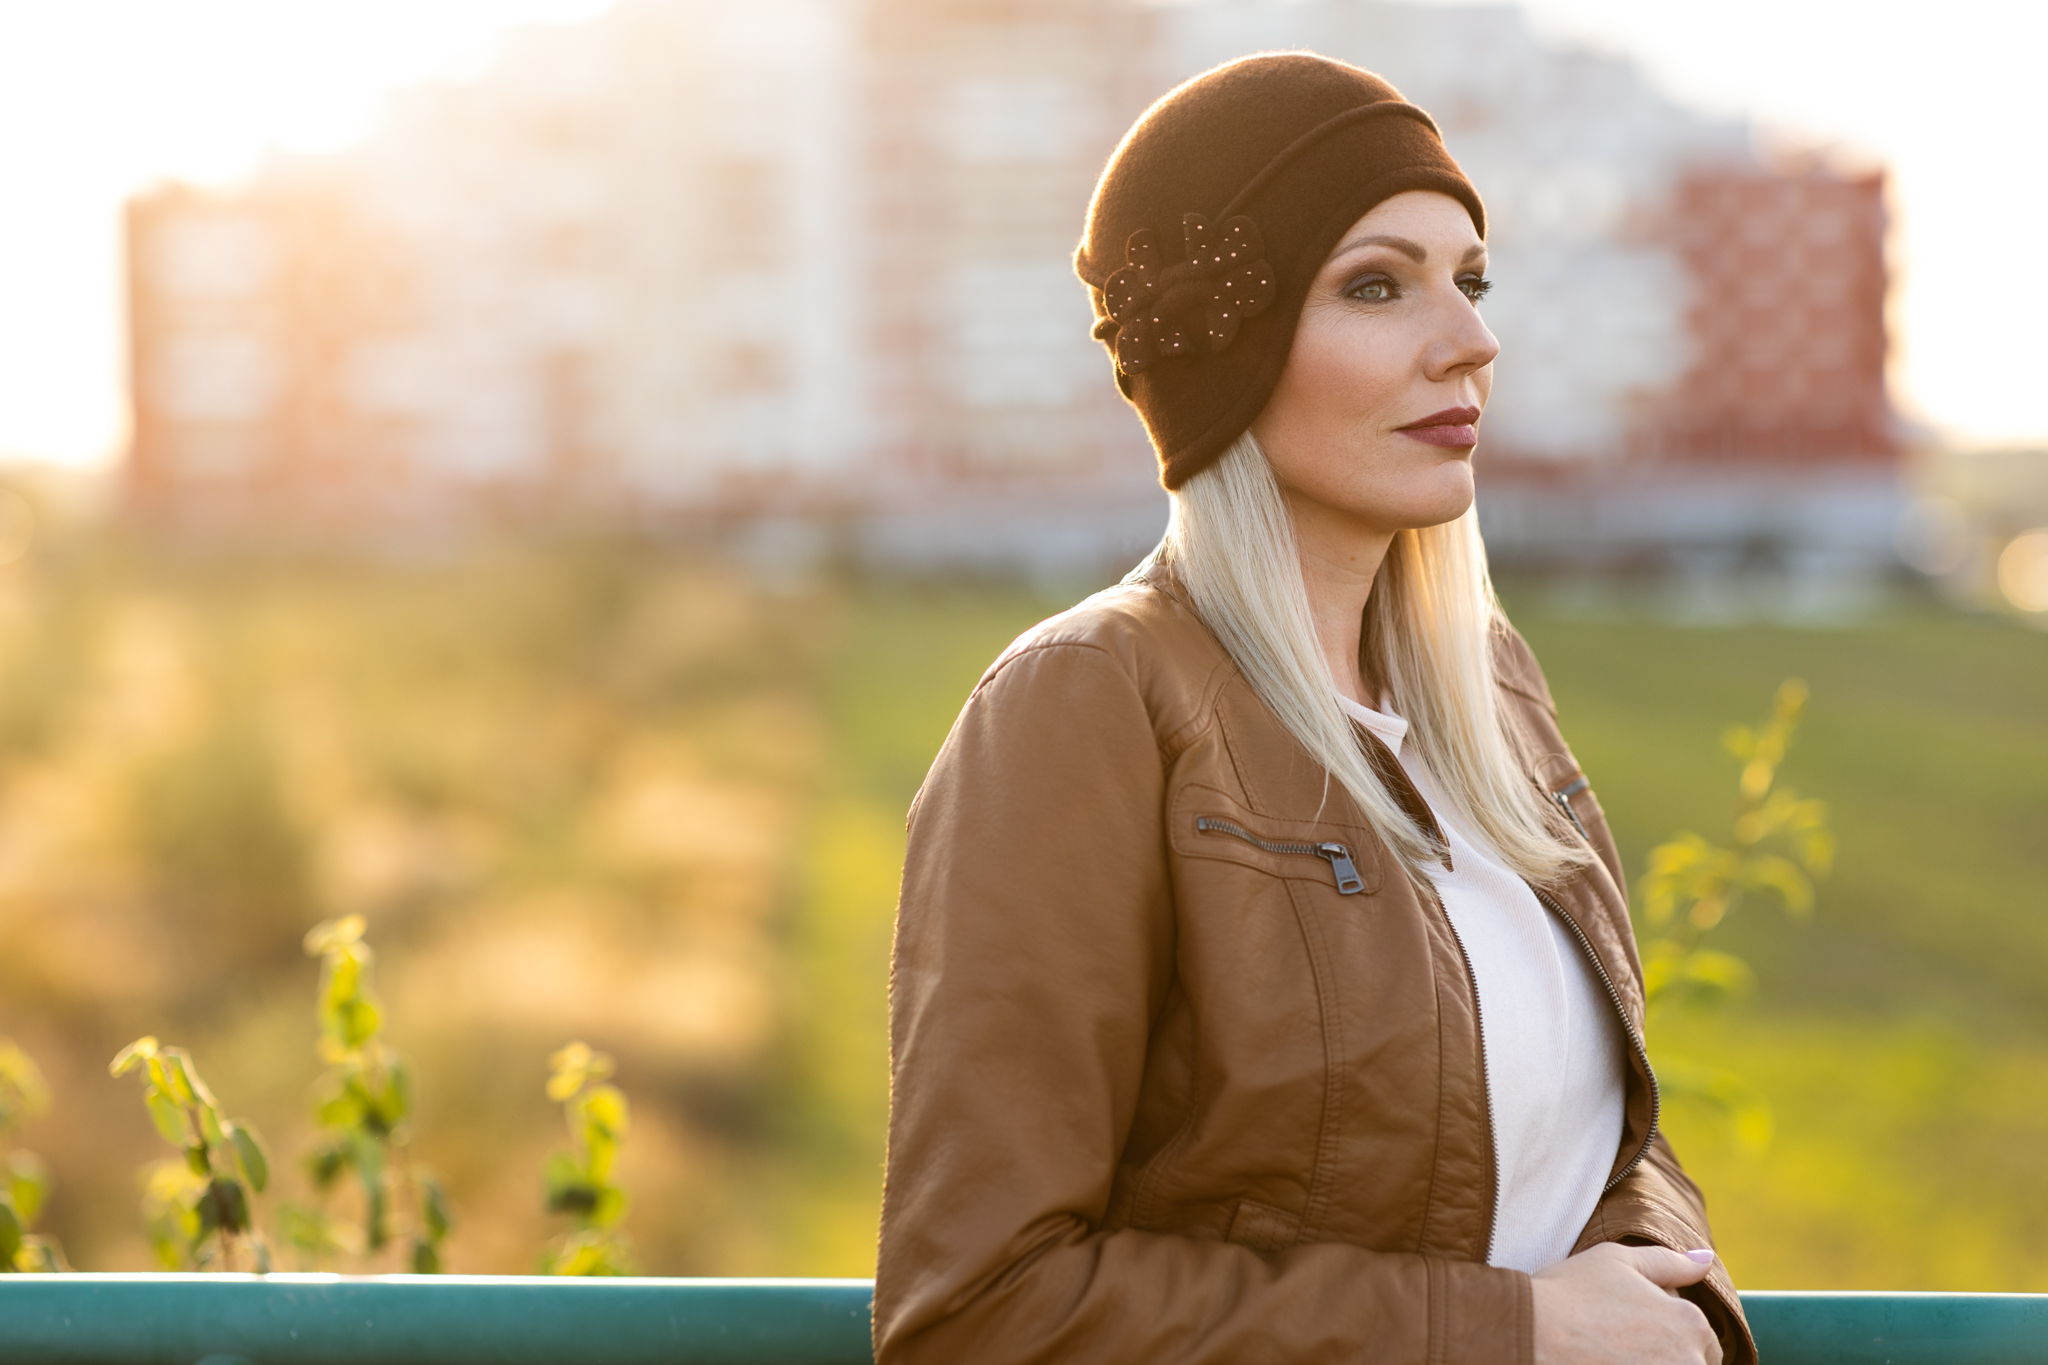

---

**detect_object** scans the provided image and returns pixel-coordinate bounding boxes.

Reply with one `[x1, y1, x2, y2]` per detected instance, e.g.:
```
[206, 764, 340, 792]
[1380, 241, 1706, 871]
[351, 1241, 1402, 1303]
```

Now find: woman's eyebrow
[1328, 235, 1488, 266]
[1334, 232, 1426, 262]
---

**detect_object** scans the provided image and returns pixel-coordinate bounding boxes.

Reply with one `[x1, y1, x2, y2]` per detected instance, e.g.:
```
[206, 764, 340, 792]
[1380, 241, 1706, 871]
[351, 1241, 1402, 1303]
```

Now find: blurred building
[125, 0, 1905, 577]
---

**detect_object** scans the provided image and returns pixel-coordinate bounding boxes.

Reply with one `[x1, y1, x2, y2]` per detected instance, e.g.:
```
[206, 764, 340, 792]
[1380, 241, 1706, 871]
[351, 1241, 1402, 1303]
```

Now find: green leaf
[385, 1057, 412, 1123]
[542, 1152, 585, 1199]
[156, 1051, 198, 1105]
[214, 1177, 250, 1235]
[0, 1040, 52, 1129]
[348, 1129, 387, 1188]
[228, 1123, 270, 1194]
[1799, 827, 1836, 878]
[280, 1203, 361, 1260]
[304, 1141, 352, 1190]
[194, 1184, 221, 1239]
[584, 1130, 617, 1185]
[304, 915, 366, 957]
[1719, 724, 1755, 761]
[338, 998, 382, 1049]
[590, 1186, 628, 1231]
[15, 1234, 65, 1273]
[7, 1152, 50, 1227]
[548, 1232, 606, 1277]
[313, 1079, 367, 1130]
[1744, 853, 1815, 916]
[1675, 948, 1757, 996]
[0, 1198, 21, 1265]
[420, 1175, 452, 1243]
[364, 1184, 389, 1252]
[547, 1042, 615, 1102]
[410, 1238, 441, 1274]
[145, 1089, 188, 1145]
[109, 1037, 159, 1078]
[582, 1085, 629, 1141]
[546, 1179, 600, 1217]
[184, 1144, 211, 1178]
[1772, 677, 1809, 722]
[545, 1228, 633, 1277]
[326, 953, 362, 1013]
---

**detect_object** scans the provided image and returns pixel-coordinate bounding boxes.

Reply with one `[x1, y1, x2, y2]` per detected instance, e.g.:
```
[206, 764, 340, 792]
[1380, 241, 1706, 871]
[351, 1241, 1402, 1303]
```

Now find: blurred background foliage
[0, 527, 2043, 1289]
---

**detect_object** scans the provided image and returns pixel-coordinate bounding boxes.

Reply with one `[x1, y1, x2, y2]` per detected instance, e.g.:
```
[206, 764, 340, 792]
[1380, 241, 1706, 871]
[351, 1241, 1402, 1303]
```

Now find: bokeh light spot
[1995, 529, 2048, 613]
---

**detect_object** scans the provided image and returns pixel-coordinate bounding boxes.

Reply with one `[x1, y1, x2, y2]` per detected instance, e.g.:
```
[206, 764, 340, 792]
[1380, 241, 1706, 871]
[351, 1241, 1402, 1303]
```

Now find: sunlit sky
[1, 0, 2043, 466]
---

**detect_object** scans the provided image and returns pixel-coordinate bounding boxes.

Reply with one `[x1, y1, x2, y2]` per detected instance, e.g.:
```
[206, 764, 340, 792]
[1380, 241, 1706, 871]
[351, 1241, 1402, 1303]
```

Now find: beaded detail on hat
[1099, 213, 1276, 376]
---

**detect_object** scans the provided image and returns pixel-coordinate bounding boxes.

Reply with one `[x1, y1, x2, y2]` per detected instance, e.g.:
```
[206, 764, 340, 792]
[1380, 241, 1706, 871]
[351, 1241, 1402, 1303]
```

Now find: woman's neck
[1286, 491, 1396, 707]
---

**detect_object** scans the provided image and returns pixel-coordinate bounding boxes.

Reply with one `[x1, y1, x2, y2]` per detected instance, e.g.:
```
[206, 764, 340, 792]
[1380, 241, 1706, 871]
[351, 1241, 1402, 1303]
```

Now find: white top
[1337, 694, 1626, 1273]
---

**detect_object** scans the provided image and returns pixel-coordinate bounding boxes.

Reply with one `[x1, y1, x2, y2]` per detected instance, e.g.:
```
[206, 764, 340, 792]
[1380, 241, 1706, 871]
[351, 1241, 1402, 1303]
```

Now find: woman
[876, 53, 1751, 1365]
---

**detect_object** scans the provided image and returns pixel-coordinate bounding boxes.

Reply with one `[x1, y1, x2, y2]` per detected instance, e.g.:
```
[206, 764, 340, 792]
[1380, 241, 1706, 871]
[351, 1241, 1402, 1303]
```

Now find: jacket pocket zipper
[1195, 816, 1364, 895]
[1552, 776, 1591, 840]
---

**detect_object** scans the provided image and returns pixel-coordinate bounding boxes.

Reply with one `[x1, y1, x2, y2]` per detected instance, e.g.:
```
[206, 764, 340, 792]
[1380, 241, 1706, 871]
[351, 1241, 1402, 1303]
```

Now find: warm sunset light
[0, 0, 2045, 1324]
[0, 0, 613, 465]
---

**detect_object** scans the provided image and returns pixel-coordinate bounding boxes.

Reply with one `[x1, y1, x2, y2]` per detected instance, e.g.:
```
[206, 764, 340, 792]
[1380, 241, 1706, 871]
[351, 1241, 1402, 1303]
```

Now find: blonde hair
[1132, 430, 1585, 886]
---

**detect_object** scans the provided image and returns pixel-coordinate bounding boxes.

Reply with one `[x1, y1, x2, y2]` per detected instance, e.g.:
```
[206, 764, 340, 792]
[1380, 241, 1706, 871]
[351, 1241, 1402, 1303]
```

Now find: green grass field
[1512, 603, 2048, 1288]
[1, 544, 2042, 1287]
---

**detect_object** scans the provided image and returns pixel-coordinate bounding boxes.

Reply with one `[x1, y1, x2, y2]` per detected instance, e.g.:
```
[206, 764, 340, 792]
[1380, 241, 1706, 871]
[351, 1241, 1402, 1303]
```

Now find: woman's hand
[1531, 1243, 1722, 1365]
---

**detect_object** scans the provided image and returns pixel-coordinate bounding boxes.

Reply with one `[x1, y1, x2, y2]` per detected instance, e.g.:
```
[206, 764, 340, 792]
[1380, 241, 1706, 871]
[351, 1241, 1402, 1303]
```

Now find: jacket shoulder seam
[970, 636, 1129, 696]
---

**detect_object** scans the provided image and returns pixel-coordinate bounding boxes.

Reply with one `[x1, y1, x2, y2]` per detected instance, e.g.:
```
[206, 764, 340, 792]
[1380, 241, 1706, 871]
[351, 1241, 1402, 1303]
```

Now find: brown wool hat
[1075, 53, 1486, 490]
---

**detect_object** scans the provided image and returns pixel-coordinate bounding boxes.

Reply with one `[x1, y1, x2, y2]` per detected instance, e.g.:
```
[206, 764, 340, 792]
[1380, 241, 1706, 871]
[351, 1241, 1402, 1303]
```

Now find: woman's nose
[1425, 292, 1500, 380]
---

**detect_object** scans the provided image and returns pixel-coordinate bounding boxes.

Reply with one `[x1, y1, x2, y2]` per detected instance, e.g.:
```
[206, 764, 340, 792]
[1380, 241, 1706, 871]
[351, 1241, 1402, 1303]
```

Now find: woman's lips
[1396, 405, 1481, 448]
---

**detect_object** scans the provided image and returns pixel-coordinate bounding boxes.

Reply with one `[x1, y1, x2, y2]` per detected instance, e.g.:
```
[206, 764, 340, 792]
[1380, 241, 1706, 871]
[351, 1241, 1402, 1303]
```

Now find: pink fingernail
[1685, 1248, 1716, 1264]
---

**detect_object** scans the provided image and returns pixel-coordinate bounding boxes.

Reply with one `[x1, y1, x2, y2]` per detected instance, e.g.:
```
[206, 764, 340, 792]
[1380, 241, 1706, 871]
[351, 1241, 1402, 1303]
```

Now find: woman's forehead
[1327, 194, 1486, 267]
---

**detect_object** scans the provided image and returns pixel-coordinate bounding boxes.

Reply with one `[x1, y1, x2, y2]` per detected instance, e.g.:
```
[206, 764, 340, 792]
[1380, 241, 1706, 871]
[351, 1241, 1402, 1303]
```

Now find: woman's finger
[1624, 1244, 1716, 1288]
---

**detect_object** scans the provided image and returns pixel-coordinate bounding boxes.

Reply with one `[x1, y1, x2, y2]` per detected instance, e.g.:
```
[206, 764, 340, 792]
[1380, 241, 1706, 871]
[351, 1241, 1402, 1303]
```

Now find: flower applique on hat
[1100, 213, 1276, 376]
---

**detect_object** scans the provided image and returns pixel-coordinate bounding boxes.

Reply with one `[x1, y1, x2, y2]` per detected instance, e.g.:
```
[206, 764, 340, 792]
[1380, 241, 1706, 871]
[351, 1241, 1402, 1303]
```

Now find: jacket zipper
[1195, 816, 1364, 895]
[1422, 879, 1499, 1264]
[1551, 777, 1591, 840]
[1531, 884, 1660, 1196]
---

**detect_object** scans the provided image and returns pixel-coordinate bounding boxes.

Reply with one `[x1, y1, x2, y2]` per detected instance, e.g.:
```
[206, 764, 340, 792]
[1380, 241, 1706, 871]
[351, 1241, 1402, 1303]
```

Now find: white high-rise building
[126, 0, 1897, 574]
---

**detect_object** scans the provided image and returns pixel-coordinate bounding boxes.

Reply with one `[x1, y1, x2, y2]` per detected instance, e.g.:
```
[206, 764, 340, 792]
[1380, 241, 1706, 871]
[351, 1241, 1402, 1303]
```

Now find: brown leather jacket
[877, 571, 1753, 1365]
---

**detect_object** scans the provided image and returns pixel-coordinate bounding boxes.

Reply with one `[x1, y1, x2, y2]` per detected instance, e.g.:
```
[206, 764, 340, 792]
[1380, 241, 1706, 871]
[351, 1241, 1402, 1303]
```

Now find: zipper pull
[1551, 776, 1591, 840]
[1317, 843, 1364, 895]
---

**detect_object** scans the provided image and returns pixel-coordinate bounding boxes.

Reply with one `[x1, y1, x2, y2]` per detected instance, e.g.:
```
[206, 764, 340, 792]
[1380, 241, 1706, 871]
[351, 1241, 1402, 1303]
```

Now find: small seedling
[542, 1041, 633, 1276]
[0, 1038, 65, 1272]
[1638, 678, 1835, 1148]
[292, 915, 452, 1273]
[109, 1037, 271, 1271]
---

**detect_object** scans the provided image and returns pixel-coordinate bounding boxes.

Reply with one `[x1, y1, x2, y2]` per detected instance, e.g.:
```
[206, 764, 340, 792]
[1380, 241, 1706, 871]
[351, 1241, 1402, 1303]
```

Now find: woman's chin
[1390, 470, 1477, 531]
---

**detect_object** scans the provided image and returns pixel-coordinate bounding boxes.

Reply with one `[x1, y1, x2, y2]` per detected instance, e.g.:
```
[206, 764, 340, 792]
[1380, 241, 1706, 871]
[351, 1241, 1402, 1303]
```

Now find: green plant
[542, 1042, 633, 1276]
[109, 1036, 272, 1271]
[0, 1038, 65, 1272]
[1638, 678, 1835, 1148]
[292, 915, 452, 1273]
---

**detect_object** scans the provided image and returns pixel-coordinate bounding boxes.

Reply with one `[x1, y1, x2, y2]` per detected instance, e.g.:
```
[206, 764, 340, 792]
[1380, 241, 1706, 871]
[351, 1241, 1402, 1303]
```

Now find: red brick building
[1644, 162, 1894, 465]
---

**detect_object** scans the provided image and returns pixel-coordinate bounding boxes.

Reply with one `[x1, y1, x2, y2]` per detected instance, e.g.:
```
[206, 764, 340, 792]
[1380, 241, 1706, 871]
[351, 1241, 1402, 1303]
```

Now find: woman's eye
[1347, 277, 1397, 302]
[1459, 276, 1494, 303]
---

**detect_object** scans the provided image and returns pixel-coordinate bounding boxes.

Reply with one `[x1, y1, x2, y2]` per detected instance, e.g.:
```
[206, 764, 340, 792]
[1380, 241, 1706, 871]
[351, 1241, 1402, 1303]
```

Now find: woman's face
[1250, 190, 1498, 540]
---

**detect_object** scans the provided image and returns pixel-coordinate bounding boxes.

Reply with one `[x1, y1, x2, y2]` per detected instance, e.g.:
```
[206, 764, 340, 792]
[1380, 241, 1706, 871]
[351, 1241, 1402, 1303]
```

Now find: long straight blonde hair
[1133, 430, 1585, 886]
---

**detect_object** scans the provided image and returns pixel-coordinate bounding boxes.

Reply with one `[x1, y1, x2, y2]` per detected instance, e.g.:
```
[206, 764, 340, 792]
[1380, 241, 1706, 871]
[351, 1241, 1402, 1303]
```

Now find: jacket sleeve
[875, 641, 1532, 1365]
[1584, 1135, 1759, 1365]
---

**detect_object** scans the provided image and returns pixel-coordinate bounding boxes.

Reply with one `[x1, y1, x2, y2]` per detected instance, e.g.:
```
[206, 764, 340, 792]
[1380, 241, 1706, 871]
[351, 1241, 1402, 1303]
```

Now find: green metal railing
[1, 1277, 2044, 1364]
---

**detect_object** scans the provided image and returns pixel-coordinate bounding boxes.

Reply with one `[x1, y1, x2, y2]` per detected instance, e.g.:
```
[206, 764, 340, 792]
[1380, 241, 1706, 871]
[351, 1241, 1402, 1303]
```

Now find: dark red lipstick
[1395, 405, 1481, 448]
